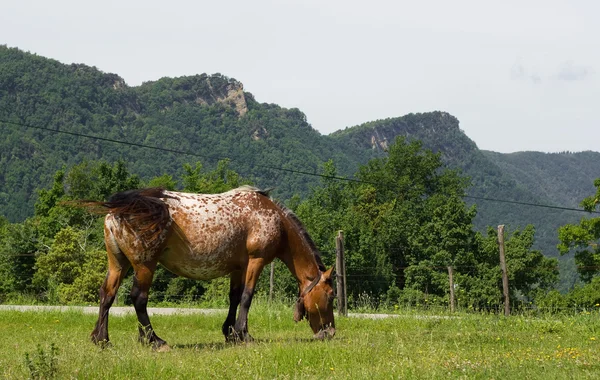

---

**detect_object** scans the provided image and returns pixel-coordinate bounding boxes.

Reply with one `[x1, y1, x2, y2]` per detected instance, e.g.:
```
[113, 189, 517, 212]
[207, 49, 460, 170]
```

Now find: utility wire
[463, 194, 600, 214]
[1, 118, 599, 215]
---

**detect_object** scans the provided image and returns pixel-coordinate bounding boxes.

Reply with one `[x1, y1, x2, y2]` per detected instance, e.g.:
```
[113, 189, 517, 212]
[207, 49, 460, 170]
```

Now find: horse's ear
[293, 297, 306, 322]
[323, 266, 334, 281]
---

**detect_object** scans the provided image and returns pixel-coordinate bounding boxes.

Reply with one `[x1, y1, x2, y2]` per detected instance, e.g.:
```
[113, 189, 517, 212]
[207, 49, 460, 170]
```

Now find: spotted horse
[78, 186, 335, 349]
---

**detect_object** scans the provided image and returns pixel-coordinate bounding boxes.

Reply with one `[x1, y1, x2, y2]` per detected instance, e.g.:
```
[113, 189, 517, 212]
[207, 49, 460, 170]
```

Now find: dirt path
[0, 305, 223, 316]
[0, 305, 456, 319]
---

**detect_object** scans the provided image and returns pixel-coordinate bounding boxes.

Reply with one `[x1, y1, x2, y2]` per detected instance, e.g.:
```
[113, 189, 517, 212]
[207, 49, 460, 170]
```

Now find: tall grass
[1, 304, 600, 378]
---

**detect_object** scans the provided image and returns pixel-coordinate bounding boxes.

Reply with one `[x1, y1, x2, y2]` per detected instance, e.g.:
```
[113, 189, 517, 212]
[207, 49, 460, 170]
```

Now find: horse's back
[157, 189, 283, 280]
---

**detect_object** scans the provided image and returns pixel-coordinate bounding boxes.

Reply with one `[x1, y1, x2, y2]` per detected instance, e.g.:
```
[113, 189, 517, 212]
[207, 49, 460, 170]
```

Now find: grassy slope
[1, 305, 600, 379]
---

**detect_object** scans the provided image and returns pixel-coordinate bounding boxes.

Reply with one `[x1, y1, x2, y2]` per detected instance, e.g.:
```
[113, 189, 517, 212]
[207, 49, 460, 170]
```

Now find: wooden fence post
[269, 262, 275, 303]
[447, 266, 455, 313]
[335, 230, 347, 317]
[498, 225, 510, 316]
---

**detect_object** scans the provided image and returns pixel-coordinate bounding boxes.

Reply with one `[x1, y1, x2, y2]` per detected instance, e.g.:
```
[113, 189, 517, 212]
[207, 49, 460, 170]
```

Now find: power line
[464, 194, 600, 214]
[1, 118, 599, 215]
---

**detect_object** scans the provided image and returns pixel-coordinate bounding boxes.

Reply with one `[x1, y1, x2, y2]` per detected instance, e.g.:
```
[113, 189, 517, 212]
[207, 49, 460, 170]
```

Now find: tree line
[1, 137, 599, 311]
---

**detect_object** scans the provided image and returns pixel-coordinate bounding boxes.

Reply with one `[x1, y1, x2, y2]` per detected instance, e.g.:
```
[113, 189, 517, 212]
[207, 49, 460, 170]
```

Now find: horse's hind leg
[130, 261, 167, 349]
[91, 236, 130, 346]
[222, 270, 243, 341]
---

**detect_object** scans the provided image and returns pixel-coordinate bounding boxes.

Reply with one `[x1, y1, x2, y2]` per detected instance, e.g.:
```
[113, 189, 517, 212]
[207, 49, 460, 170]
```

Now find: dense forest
[1, 141, 599, 311]
[2, 46, 599, 260]
[1, 46, 600, 306]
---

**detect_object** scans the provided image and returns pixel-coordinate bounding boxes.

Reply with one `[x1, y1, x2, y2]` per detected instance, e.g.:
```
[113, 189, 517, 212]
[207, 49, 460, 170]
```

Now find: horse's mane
[275, 201, 326, 272]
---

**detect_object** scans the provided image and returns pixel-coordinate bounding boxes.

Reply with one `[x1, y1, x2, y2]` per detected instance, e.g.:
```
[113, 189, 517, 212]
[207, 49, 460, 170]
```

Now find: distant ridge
[1, 45, 600, 259]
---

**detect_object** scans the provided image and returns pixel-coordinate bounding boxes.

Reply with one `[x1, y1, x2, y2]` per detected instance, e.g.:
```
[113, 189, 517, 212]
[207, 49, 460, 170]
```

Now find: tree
[297, 137, 477, 302]
[0, 160, 141, 302]
[32, 226, 107, 303]
[296, 137, 559, 310]
[352, 138, 477, 297]
[181, 159, 250, 193]
[558, 178, 600, 282]
[0, 220, 39, 297]
[147, 174, 177, 190]
[458, 225, 558, 310]
[65, 160, 141, 201]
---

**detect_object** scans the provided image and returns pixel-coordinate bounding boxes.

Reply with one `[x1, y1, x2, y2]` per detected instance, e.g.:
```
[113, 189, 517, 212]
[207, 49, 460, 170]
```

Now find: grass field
[1, 304, 600, 379]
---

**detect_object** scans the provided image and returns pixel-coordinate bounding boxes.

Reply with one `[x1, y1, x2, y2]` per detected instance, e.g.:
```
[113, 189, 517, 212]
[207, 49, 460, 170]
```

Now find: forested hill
[0, 45, 360, 221]
[1, 46, 600, 257]
[482, 150, 600, 208]
[331, 116, 600, 256]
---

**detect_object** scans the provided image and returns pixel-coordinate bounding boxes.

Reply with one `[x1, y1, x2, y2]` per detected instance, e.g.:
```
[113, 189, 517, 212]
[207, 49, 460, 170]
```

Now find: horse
[79, 186, 335, 348]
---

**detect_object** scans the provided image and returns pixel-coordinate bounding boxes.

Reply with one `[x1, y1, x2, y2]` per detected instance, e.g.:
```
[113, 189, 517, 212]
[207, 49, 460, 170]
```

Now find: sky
[2, 0, 598, 153]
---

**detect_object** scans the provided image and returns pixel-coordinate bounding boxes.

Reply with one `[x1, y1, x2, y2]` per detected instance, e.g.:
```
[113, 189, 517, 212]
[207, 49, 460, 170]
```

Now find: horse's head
[294, 267, 336, 339]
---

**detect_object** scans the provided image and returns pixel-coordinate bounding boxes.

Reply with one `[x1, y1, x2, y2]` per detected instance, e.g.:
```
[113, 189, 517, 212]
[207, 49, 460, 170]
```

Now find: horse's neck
[280, 218, 320, 291]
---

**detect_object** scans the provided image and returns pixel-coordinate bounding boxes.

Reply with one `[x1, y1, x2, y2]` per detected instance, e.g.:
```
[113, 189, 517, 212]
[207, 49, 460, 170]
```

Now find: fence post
[335, 230, 347, 317]
[498, 225, 510, 316]
[269, 262, 275, 303]
[447, 266, 455, 313]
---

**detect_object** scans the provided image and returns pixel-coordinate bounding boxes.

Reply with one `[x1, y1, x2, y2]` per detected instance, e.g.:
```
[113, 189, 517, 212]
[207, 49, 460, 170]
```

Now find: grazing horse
[81, 186, 335, 348]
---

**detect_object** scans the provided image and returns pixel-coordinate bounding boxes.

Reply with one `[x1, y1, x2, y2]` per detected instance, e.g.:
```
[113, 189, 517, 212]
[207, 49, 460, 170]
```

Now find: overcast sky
[2, 0, 598, 153]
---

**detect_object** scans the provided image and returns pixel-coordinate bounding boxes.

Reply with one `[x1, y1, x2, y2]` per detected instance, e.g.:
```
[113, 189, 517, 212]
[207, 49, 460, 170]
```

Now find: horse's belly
[159, 248, 236, 280]
[158, 229, 244, 280]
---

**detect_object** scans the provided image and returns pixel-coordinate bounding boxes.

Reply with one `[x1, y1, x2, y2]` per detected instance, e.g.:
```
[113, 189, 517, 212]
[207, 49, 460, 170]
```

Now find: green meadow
[1, 305, 600, 379]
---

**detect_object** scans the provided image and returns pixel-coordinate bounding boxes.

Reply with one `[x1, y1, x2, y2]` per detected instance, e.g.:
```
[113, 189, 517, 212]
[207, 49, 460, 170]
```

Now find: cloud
[510, 61, 542, 84]
[530, 73, 542, 84]
[511, 59, 594, 84]
[510, 62, 526, 80]
[556, 61, 593, 81]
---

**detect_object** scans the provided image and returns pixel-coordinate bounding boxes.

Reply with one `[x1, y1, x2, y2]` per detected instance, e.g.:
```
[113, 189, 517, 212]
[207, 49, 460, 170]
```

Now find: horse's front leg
[222, 270, 243, 341]
[232, 258, 265, 342]
[130, 261, 168, 350]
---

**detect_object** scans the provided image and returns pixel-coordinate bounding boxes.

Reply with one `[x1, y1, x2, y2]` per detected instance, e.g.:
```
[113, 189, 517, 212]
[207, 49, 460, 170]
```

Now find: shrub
[566, 277, 600, 309]
[535, 290, 568, 312]
[24, 343, 59, 379]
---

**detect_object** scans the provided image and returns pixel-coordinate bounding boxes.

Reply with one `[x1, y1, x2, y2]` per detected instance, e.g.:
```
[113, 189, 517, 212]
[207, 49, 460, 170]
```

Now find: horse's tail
[70, 188, 174, 247]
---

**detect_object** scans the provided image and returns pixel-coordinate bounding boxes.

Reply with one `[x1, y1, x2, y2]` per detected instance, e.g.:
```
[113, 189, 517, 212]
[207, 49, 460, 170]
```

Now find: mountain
[0, 45, 360, 221]
[1, 46, 600, 259]
[331, 114, 600, 257]
[482, 150, 600, 208]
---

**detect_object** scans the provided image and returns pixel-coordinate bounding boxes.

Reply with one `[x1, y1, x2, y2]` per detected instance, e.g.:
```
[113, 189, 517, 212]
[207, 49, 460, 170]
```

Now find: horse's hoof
[154, 343, 171, 352]
[91, 336, 111, 348]
[226, 331, 253, 344]
[314, 327, 335, 340]
[226, 332, 241, 343]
